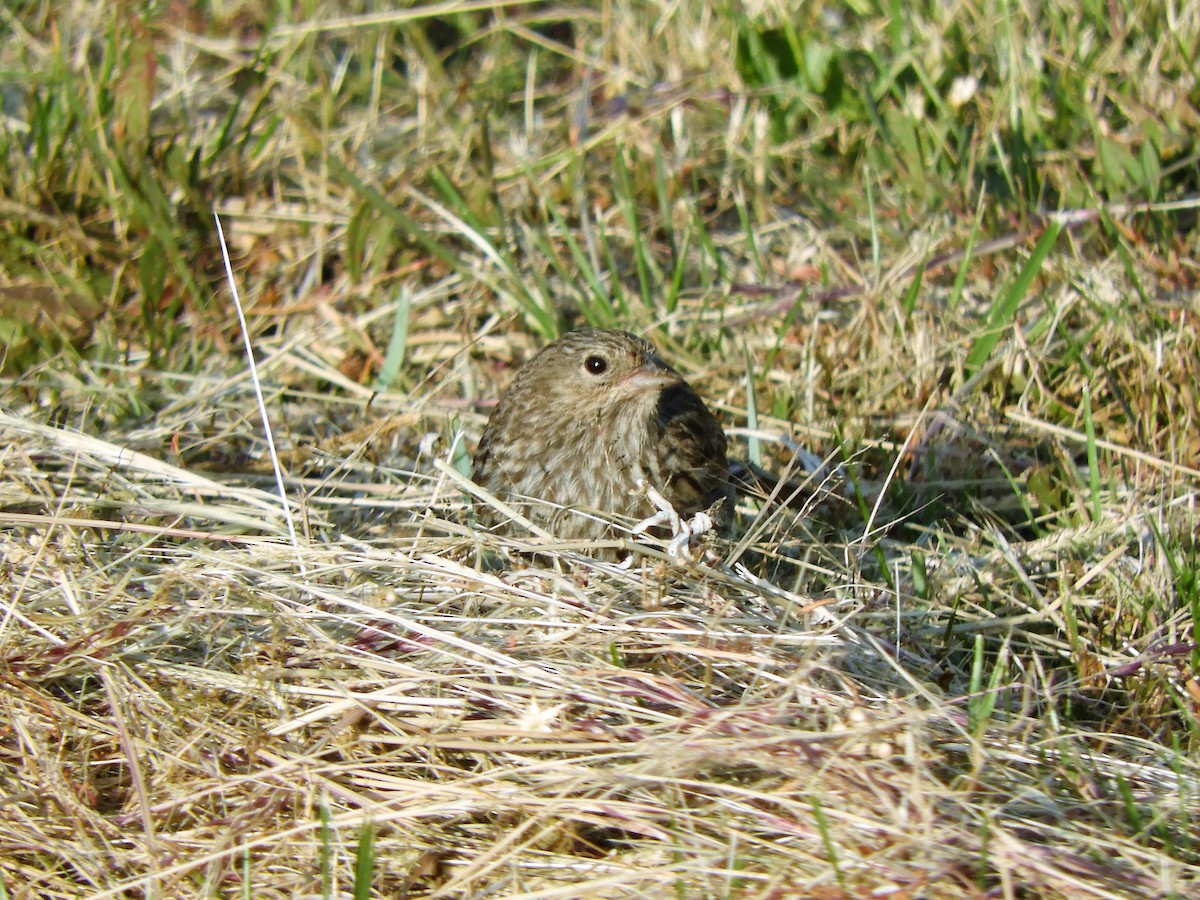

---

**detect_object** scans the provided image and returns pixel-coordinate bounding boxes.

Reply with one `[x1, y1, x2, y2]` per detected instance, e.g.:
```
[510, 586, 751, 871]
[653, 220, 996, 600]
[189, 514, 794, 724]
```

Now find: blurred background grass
[2, 0, 1194, 369]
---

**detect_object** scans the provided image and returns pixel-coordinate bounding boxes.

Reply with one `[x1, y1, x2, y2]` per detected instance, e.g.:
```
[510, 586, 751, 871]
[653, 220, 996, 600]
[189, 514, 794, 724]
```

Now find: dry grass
[2, 1, 1199, 897]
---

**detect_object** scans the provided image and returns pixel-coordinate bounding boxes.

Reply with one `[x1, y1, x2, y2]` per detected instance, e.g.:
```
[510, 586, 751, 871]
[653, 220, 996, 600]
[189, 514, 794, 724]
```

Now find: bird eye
[584, 355, 608, 375]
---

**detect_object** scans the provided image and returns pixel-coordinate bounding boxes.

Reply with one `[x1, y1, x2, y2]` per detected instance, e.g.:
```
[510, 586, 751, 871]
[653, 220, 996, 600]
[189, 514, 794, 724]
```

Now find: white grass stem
[213, 212, 307, 577]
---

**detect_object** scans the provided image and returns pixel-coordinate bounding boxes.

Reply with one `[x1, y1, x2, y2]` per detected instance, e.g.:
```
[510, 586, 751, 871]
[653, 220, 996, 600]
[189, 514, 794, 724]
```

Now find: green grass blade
[965, 219, 1063, 371]
[375, 287, 413, 392]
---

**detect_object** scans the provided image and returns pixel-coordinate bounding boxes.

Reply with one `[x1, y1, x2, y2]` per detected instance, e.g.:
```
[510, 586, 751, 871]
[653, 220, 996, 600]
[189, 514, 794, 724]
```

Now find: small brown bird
[472, 329, 734, 550]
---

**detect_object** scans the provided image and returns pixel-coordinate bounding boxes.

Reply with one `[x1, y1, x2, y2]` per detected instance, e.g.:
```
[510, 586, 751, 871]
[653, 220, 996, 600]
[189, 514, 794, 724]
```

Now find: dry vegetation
[1, 1, 1198, 897]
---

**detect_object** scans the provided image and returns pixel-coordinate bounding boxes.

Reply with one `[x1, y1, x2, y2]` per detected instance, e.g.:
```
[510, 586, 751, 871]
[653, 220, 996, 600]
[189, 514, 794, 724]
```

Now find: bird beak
[622, 360, 680, 394]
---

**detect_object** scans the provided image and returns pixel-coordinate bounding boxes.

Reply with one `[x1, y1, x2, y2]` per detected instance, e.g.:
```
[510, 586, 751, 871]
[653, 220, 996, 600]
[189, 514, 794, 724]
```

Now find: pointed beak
[621, 359, 680, 394]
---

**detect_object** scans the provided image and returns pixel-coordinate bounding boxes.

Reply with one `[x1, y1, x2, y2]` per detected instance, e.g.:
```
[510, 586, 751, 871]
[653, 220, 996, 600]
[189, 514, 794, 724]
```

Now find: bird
[472, 328, 734, 553]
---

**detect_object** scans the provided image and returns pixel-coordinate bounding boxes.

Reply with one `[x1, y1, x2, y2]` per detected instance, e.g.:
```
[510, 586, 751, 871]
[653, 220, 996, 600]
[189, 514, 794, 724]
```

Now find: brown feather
[473, 329, 734, 547]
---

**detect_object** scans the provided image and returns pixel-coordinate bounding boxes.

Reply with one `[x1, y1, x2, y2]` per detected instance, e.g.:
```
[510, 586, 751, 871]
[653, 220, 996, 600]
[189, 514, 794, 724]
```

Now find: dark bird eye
[584, 355, 608, 375]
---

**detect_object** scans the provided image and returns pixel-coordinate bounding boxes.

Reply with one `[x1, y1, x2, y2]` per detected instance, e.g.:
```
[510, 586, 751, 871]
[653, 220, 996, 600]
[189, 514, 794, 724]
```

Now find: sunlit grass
[0, 0, 1197, 896]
